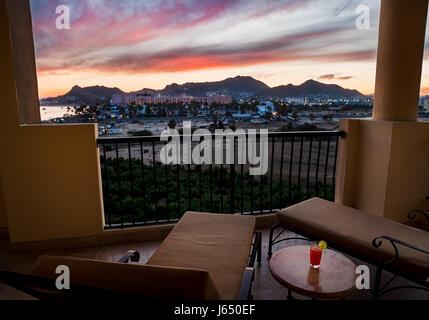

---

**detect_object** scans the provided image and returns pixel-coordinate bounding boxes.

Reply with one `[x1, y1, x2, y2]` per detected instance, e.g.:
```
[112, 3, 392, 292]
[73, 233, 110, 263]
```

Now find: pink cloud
[319, 73, 355, 81]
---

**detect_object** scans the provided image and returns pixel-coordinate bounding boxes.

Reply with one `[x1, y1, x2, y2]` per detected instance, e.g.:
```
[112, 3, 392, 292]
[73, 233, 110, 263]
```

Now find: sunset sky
[29, 0, 429, 98]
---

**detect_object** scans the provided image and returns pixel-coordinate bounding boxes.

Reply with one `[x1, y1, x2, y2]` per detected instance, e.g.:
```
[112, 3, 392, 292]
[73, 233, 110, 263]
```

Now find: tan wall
[0, 0, 105, 243]
[336, 1, 429, 223]
[0, 174, 7, 229]
[6, 0, 41, 125]
[373, 0, 428, 121]
[335, 119, 359, 207]
[385, 122, 429, 221]
[0, 0, 16, 233]
[336, 118, 429, 223]
[2, 125, 105, 243]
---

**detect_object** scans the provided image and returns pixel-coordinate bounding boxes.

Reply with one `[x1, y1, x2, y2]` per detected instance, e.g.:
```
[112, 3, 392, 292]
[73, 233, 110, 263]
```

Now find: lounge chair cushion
[147, 211, 256, 300]
[32, 255, 220, 299]
[276, 197, 429, 278]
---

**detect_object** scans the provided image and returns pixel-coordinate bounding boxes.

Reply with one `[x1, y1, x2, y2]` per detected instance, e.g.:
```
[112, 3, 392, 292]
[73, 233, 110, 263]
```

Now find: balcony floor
[0, 228, 428, 300]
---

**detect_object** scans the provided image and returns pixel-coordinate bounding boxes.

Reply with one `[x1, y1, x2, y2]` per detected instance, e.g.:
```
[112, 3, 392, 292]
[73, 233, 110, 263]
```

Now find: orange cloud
[420, 87, 429, 95]
[319, 74, 335, 80]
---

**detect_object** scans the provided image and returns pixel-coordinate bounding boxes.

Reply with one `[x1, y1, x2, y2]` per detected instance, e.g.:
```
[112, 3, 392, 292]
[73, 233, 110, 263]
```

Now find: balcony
[97, 131, 343, 229]
[1, 0, 429, 302]
[2, 227, 428, 300]
[1, 129, 428, 300]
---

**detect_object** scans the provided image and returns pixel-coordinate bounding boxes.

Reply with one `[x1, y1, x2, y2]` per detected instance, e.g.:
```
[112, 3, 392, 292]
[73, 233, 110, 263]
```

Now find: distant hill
[129, 88, 158, 95]
[159, 76, 269, 97]
[257, 80, 365, 99]
[41, 77, 366, 105]
[41, 85, 124, 105]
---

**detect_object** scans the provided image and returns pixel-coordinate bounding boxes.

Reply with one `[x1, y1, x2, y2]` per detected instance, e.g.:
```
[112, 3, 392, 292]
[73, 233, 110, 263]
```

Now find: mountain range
[40, 76, 366, 105]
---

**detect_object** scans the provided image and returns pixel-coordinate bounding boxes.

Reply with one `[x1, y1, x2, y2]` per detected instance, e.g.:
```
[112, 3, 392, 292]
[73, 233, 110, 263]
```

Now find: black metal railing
[97, 130, 345, 229]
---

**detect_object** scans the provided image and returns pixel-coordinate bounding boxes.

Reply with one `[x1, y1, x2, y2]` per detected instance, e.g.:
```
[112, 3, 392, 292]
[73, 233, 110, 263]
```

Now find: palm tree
[292, 112, 299, 123]
[168, 119, 177, 129]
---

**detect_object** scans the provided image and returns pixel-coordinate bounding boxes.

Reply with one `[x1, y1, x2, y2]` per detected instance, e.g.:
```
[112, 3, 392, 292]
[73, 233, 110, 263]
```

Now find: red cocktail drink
[310, 246, 322, 268]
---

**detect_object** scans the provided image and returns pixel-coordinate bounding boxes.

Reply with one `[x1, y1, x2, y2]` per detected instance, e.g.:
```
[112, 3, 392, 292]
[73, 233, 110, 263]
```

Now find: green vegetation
[279, 122, 322, 132]
[101, 157, 334, 225]
[128, 129, 153, 137]
[323, 113, 334, 121]
[168, 119, 177, 129]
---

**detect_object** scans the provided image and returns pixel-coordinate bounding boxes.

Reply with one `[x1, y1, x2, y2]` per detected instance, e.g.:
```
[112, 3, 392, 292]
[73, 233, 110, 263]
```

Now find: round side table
[269, 245, 358, 299]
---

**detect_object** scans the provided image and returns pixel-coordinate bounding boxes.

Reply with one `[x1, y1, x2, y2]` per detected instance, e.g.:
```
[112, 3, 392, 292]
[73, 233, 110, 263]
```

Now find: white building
[257, 101, 274, 116]
[107, 128, 123, 134]
[420, 96, 429, 111]
[285, 97, 306, 104]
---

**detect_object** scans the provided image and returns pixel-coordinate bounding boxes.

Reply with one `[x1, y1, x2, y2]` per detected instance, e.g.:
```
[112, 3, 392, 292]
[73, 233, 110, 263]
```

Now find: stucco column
[373, 0, 428, 121]
[336, 0, 429, 223]
[1, 0, 106, 243]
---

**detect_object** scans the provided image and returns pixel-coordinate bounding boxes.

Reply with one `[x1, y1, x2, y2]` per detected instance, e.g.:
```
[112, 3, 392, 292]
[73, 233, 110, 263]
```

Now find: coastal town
[41, 92, 376, 137]
[39, 77, 429, 137]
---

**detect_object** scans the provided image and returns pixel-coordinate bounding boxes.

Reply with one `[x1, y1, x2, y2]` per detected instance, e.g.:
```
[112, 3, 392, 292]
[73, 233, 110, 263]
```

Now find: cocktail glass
[310, 246, 322, 269]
